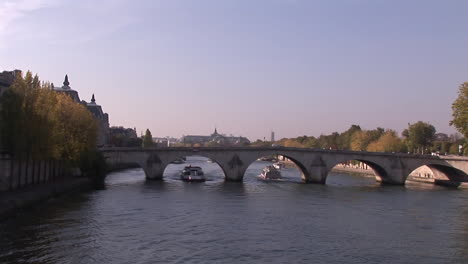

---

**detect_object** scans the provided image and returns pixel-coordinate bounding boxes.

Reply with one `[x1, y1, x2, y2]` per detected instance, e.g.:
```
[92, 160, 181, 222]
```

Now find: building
[434, 133, 449, 142]
[182, 128, 250, 146]
[0, 70, 21, 97]
[153, 137, 180, 147]
[52, 75, 81, 102]
[109, 126, 141, 147]
[0, 70, 22, 151]
[86, 94, 110, 146]
[54, 75, 110, 147]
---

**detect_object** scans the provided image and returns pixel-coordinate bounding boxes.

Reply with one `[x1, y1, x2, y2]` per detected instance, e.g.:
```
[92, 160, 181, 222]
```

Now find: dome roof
[54, 75, 81, 102]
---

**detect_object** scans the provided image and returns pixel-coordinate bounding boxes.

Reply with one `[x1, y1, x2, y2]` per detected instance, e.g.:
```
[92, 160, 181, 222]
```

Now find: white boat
[272, 162, 285, 170]
[171, 158, 185, 164]
[180, 165, 206, 182]
[258, 165, 282, 180]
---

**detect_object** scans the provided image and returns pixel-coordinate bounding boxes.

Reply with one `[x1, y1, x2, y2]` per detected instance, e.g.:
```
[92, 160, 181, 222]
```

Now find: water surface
[1, 157, 467, 263]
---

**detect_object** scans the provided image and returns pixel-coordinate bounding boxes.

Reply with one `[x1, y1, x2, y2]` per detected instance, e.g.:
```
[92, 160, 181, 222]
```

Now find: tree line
[253, 82, 467, 155]
[0, 71, 98, 163]
[263, 122, 462, 155]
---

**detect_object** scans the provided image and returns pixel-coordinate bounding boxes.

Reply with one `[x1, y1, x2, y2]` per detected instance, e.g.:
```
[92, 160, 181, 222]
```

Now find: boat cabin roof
[183, 166, 202, 170]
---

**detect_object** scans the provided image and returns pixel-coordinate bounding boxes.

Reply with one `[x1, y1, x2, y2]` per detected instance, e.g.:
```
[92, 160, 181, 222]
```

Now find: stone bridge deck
[101, 147, 468, 185]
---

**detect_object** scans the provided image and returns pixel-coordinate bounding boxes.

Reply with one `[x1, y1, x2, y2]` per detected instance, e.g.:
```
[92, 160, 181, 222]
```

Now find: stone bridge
[100, 147, 468, 185]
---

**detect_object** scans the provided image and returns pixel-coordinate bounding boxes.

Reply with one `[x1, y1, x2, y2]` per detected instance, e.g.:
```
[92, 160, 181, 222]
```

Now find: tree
[338, 125, 361, 150]
[53, 93, 98, 161]
[350, 130, 372, 151]
[282, 138, 305, 148]
[405, 121, 436, 154]
[294, 135, 318, 148]
[368, 127, 385, 142]
[142, 129, 154, 147]
[366, 130, 406, 153]
[317, 132, 340, 150]
[0, 71, 97, 162]
[450, 82, 468, 138]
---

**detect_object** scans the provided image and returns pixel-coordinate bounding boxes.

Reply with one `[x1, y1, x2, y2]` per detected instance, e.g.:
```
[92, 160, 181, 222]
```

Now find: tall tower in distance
[271, 131, 275, 142]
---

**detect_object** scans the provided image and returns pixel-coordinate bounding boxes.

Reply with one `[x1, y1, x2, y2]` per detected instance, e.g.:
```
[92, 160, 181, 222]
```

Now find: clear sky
[1, 0, 467, 140]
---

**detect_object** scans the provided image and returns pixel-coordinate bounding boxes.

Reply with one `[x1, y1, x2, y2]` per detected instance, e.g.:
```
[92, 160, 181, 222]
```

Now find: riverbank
[331, 166, 375, 177]
[281, 159, 467, 188]
[0, 177, 93, 221]
[332, 165, 467, 188]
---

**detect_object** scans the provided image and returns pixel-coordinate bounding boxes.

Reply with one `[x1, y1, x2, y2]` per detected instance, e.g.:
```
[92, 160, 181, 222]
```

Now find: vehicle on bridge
[180, 165, 206, 182]
[259, 165, 282, 180]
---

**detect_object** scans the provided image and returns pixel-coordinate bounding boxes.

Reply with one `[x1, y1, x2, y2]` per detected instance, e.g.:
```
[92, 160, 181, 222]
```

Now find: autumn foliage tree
[366, 130, 406, 153]
[0, 71, 97, 162]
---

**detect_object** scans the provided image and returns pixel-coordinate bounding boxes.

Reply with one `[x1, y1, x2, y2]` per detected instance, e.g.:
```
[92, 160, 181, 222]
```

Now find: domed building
[182, 128, 250, 146]
[53, 75, 81, 103]
[85, 94, 109, 146]
[54, 75, 109, 147]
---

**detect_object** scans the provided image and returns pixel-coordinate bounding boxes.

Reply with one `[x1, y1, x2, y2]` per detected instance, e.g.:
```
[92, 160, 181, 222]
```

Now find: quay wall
[0, 152, 92, 219]
[0, 152, 71, 192]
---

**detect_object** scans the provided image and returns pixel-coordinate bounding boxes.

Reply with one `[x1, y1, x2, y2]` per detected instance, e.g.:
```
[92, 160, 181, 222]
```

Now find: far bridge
[100, 147, 468, 186]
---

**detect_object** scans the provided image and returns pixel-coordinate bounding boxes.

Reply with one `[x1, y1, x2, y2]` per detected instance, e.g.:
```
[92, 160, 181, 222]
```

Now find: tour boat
[258, 165, 282, 180]
[171, 158, 185, 164]
[272, 162, 285, 170]
[180, 165, 206, 182]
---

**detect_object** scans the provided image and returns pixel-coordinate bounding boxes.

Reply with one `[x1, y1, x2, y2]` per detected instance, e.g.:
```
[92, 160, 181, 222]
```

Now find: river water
[0, 156, 467, 264]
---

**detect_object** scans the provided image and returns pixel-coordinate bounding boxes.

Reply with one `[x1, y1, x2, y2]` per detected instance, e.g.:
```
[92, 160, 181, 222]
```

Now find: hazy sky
[1, 0, 467, 140]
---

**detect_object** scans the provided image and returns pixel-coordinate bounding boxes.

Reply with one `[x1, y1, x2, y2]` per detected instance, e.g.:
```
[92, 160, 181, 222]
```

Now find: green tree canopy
[404, 121, 436, 154]
[450, 82, 468, 138]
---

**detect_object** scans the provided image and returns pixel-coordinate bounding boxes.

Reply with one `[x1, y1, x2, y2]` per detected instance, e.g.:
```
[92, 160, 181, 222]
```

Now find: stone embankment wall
[333, 162, 434, 179]
[0, 152, 93, 219]
[332, 163, 375, 176]
[0, 152, 69, 192]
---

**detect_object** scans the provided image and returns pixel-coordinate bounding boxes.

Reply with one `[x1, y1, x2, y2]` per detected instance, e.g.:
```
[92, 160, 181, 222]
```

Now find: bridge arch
[406, 163, 468, 185]
[325, 158, 390, 184]
[162, 155, 227, 181]
[243, 153, 310, 182]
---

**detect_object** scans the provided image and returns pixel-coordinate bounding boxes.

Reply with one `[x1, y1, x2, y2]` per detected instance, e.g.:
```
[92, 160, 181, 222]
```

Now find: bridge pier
[305, 165, 328, 184]
[378, 167, 408, 185]
[378, 178, 406, 185]
[142, 164, 165, 181]
[223, 167, 246, 182]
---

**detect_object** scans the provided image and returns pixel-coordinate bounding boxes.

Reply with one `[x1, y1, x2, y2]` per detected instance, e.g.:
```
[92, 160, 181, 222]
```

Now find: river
[0, 156, 467, 264]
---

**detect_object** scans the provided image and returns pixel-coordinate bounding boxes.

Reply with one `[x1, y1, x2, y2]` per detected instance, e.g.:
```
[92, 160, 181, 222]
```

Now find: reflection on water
[0, 157, 467, 264]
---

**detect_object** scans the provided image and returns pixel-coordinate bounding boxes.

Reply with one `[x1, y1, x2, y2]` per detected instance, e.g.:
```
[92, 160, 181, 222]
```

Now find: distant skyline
[1, 0, 467, 140]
